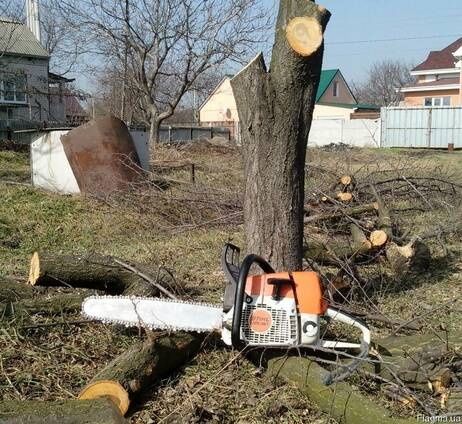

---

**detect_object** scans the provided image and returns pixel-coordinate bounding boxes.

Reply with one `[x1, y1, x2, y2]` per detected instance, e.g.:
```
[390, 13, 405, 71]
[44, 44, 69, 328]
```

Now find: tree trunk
[231, 0, 330, 271]
[0, 399, 127, 424]
[148, 117, 161, 149]
[79, 333, 203, 415]
[27, 252, 180, 297]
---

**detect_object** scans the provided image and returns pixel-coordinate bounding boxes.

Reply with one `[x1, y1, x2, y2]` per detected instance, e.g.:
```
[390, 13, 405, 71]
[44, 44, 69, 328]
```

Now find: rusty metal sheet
[61, 116, 142, 195]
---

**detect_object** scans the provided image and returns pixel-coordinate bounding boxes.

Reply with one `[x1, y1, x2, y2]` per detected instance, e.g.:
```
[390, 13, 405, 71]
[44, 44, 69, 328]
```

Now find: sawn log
[27, 252, 179, 296]
[79, 332, 204, 415]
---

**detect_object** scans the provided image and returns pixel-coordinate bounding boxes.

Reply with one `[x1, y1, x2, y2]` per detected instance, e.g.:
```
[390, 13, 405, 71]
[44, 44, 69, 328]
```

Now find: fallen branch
[79, 332, 204, 415]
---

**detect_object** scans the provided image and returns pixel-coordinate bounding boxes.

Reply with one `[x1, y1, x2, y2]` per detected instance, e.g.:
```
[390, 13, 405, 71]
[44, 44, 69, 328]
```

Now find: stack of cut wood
[304, 175, 431, 277]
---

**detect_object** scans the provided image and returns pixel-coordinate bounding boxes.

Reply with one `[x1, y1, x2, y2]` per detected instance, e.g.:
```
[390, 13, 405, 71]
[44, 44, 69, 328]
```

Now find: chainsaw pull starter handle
[231, 254, 275, 349]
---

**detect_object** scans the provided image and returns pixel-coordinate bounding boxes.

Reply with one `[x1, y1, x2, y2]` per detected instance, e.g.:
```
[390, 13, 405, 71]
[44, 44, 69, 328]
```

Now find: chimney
[26, 0, 41, 44]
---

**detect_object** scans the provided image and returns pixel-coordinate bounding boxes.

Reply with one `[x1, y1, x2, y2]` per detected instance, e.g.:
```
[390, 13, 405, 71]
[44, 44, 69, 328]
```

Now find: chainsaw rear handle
[231, 254, 275, 349]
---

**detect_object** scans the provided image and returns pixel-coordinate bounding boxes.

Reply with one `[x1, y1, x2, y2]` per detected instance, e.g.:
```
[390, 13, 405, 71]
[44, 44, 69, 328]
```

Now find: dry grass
[0, 145, 461, 423]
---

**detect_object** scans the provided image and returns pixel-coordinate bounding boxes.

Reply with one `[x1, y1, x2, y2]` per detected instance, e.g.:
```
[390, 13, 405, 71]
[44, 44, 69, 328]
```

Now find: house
[400, 38, 462, 107]
[199, 70, 379, 137]
[0, 6, 83, 131]
[0, 17, 51, 126]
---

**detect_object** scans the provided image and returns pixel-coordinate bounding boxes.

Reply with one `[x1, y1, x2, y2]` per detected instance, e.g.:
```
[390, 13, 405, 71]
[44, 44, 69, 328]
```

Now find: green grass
[0, 146, 461, 423]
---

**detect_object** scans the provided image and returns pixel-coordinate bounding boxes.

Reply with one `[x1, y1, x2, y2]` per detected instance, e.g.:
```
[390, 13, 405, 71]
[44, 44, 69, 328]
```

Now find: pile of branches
[303, 167, 462, 294]
[92, 154, 243, 234]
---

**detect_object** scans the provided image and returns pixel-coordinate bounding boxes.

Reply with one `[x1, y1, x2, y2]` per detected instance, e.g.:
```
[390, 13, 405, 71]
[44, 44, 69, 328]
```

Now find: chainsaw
[82, 244, 371, 384]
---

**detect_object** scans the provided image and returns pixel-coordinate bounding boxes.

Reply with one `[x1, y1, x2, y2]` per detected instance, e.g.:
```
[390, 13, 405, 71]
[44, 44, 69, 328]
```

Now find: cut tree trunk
[0, 398, 127, 424]
[27, 252, 179, 297]
[386, 239, 431, 273]
[337, 192, 353, 202]
[267, 356, 417, 424]
[79, 332, 203, 415]
[230, 0, 330, 271]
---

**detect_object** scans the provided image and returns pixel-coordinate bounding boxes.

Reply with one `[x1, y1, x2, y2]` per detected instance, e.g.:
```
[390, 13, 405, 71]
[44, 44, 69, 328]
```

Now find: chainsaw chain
[81, 295, 222, 333]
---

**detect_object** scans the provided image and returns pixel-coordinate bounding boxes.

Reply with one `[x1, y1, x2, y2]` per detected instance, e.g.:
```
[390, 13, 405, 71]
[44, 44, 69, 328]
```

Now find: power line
[327, 33, 461, 46]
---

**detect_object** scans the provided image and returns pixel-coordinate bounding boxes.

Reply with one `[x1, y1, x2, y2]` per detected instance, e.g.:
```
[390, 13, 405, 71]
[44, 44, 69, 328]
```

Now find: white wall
[308, 119, 381, 148]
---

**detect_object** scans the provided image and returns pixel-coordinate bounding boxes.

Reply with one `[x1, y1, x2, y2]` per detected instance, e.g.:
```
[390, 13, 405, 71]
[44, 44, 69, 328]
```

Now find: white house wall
[199, 78, 239, 124]
[1, 56, 50, 122]
[312, 105, 353, 120]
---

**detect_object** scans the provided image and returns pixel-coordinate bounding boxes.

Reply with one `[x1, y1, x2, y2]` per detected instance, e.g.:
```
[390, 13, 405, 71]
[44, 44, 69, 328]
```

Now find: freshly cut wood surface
[79, 380, 129, 416]
[286, 17, 323, 57]
[370, 230, 388, 247]
[27, 251, 178, 297]
[79, 333, 203, 415]
[336, 192, 353, 202]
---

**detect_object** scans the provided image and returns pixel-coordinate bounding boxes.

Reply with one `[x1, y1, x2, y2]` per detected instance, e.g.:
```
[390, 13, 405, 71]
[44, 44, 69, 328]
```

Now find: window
[333, 81, 339, 97]
[0, 74, 27, 103]
[424, 97, 451, 107]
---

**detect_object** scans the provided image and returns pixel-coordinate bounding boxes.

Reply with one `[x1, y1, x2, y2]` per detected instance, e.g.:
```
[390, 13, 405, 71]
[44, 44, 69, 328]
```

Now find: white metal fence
[381, 106, 462, 149]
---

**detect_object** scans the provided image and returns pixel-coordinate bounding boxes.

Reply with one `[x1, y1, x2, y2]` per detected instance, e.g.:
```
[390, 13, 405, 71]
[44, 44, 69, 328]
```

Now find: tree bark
[267, 356, 417, 424]
[0, 399, 127, 424]
[79, 332, 203, 415]
[148, 118, 161, 148]
[231, 0, 330, 271]
[27, 252, 179, 297]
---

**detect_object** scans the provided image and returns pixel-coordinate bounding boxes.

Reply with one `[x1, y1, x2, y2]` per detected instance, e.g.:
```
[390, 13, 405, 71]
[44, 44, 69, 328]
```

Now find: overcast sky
[264, 0, 462, 84]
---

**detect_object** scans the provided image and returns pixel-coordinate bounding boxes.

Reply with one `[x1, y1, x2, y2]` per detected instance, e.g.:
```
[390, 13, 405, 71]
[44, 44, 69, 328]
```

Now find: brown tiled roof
[413, 38, 462, 71]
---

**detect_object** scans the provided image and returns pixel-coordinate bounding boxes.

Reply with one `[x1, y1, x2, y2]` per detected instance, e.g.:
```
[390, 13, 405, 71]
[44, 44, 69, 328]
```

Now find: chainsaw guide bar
[82, 295, 223, 333]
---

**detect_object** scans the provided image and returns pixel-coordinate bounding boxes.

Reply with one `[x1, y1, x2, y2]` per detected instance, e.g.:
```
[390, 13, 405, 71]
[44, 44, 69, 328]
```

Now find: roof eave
[400, 85, 460, 93]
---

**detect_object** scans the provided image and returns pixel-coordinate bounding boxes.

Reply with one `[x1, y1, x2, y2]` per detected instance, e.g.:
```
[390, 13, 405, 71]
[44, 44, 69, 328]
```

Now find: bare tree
[54, 0, 270, 146]
[40, 0, 85, 75]
[352, 60, 415, 107]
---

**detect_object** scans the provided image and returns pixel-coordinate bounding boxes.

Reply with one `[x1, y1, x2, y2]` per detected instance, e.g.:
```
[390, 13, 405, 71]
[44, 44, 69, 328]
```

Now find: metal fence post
[426, 108, 432, 148]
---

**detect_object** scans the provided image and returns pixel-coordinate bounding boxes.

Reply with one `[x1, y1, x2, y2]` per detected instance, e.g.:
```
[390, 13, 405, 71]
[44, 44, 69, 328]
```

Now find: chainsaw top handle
[231, 254, 275, 349]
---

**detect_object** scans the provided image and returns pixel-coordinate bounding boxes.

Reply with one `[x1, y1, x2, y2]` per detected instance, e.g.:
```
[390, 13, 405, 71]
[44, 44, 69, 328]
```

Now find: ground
[0, 144, 461, 423]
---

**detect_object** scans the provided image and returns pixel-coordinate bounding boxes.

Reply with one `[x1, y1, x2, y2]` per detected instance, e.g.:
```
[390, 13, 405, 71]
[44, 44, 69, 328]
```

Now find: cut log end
[340, 175, 352, 186]
[286, 17, 323, 57]
[370, 230, 388, 247]
[336, 192, 353, 202]
[28, 251, 40, 285]
[79, 380, 130, 416]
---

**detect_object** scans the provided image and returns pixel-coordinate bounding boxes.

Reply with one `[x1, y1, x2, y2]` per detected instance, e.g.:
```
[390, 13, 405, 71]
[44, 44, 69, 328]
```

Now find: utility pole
[120, 0, 129, 122]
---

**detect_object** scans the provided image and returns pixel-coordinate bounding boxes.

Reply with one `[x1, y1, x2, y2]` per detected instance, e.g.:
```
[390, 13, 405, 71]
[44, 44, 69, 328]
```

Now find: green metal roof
[0, 19, 49, 58]
[316, 69, 339, 102]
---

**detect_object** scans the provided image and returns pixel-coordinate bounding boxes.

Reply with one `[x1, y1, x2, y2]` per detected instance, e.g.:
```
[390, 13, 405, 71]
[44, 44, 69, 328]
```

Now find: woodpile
[304, 174, 433, 277]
